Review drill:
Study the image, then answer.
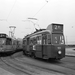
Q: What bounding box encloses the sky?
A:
[0,0,75,44]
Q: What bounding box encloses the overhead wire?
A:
[6,0,17,27]
[6,0,17,20]
[6,0,17,37]
[32,0,49,30]
[0,0,17,23]
[33,0,48,17]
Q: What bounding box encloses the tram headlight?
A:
[58,51,61,54]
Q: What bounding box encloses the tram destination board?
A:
[47,23,63,33]
[0,34,7,38]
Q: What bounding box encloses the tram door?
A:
[42,34,47,58]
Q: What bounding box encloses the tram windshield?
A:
[0,38,6,45]
[6,38,12,45]
[52,34,64,44]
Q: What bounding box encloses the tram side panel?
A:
[42,45,52,59]
[34,45,42,58]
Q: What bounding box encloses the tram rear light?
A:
[58,51,61,54]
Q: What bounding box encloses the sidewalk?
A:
[0,68,14,75]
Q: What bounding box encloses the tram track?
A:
[10,56,75,75]
[0,57,29,75]
[1,57,35,75]
[1,57,62,75]
[10,57,64,75]
[1,53,75,75]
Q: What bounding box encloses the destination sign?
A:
[0,34,7,38]
[47,23,63,33]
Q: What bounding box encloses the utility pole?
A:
[9,26,16,38]
[66,36,68,45]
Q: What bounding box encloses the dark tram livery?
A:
[23,23,65,60]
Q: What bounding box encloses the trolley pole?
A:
[9,26,16,38]
[27,17,41,31]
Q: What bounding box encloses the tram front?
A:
[51,33,65,59]
[47,23,65,60]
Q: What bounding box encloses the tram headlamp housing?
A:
[58,51,61,54]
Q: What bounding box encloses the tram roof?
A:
[24,29,51,39]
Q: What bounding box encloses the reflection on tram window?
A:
[0,39,5,45]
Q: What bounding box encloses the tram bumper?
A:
[53,45,65,59]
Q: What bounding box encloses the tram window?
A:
[37,36,42,45]
[0,39,5,45]
[59,35,64,44]
[6,38,12,45]
[27,38,30,45]
[42,34,47,45]
[12,40,16,45]
[32,38,37,45]
[23,40,27,45]
[54,36,58,44]
[47,34,51,44]
[30,39,33,45]
[52,34,64,44]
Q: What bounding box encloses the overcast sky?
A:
[0,0,75,44]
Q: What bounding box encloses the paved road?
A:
[0,47,75,75]
[0,52,63,75]
[0,68,14,75]
[1,55,64,75]
[0,57,26,75]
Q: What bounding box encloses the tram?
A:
[23,23,65,60]
[0,33,17,54]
